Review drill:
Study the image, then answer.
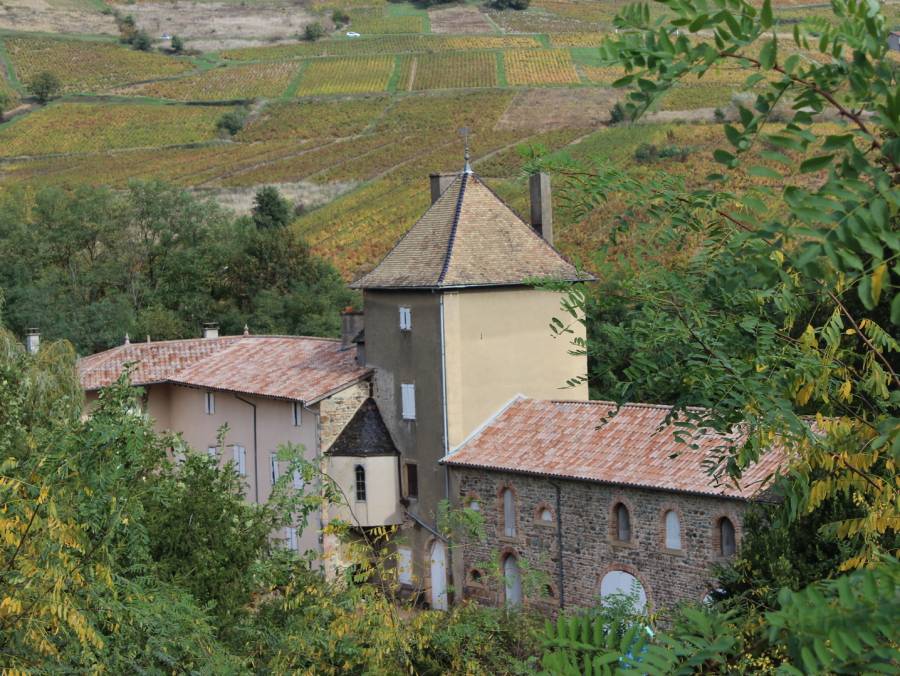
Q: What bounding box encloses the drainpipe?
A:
[235,394,259,504]
[550,480,566,609]
[438,291,454,600]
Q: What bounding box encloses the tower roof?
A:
[350,172,590,290]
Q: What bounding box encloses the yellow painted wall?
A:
[443,287,588,448]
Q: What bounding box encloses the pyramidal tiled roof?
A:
[351,172,589,290]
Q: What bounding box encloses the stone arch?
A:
[596,562,652,613]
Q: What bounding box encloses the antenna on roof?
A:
[459,127,472,174]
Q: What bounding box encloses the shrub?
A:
[170,35,184,53]
[713,107,725,122]
[609,102,626,124]
[117,14,137,44]
[0,92,10,118]
[493,0,531,8]
[29,71,61,104]
[303,22,326,41]
[132,30,152,52]
[252,186,293,229]
[332,9,349,26]
[216,108,248,136]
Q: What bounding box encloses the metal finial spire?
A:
[459,127,472,173]
[243,324,250,336]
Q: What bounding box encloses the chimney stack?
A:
[529,172,553,246]
[25,328,40,355]
[429,173,456,204]
[340,309,364,350]
[202,322,219,339]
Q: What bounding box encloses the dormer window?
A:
[399,306,412,331]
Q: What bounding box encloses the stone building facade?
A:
[453,469,746,613]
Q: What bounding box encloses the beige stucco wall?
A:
[326,455,403,528]
[442,287,588,448]
[146,384,321,555]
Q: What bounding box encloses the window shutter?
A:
[233,445,246,476]
[271,453,279,483]
[399,307,412,330]
[401,383,416,420]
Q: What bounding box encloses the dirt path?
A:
[406,58,418,92]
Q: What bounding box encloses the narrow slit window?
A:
[401,383,416,420]
[720,518,736,556]
[204,391,215,415]
[399,306,412,331]
[271,453,279,484]
[292,401,302,427]
[665,510,682,550]
[615,503,631,542]
[502,488,516,537]
[355,465,366,502]
[233,445,246,477]
[406,463,418,498]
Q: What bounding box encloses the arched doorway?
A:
[503,554,522,606]
[430,540,448,610]
[600,570,647,613]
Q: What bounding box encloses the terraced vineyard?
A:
[3,36,193,94]
[0,102,228,157]
[505,49,580,85]
[121,61,300,101]
[295,56,396,95]
[407,51,499,90]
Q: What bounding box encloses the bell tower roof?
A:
[350,172,589,290]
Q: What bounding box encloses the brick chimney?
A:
[341,309,364,350]
[25,328,40,354]
[529,172,553,246]
[202,322,219,339]
[429,173,457,204]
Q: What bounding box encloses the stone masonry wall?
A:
[454,468,746,613]
[319,380,371,452]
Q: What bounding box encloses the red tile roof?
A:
[443,397,784,500]
[78,336,370,404]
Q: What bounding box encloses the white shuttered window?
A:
[401,383,416,420]
[399,307,412,331]
[233,445,246,476]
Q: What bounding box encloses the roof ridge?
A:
[437,171,468,285]
[545,398,705,412]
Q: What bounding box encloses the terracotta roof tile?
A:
[351,172,590,289]
[443,397,784,500]
[78,336,370,404]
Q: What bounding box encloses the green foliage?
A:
[0,91,10,117]
[131,30,152,52]
[332,9,350,26]
[303,22,326,41]
[252,185,293,229]
[549,0,898,570]
[493,0,531,9]
[0,181,355,352]
[608,102,625,124]
[28,71,60,103]
[217,108,248,135]
[170,34,184,53]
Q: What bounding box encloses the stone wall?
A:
[453,468,746,613]
[319,380,371,452]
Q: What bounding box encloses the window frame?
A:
[233,445,246,477]
[501,487,517,538]
[400,383,416,420]
[354,464,367,502]
[405,462,419,499]
[207,445,218,460]
[664,509,682,551]
[291,401,302,427]
[399,306,412,331]
[204,391,215,415]
[613,502,632,543]
[719,517,736,557]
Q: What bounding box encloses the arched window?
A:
[503,555,522,606]
[355,465,366,502]
[539,507,553,523]
[719,517,736,556]
[614,503,631,542]
[502,488,516,537]
[664,510,682,550]
[600,570,647,612]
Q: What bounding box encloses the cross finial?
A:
[459,127,472,173]
[124,333,130,345]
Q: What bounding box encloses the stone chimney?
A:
[25,328,40,355]
[429,173,457,204]
[529,172,553,246]
[202,322,219,339]
[341,309,364,350]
